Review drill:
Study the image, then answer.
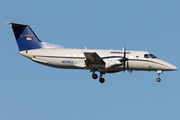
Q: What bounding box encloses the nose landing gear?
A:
[156,70,163,82]
[156,78,161,82]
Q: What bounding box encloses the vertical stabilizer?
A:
[8,23,42,51]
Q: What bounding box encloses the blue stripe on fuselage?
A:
[33,55,168,67]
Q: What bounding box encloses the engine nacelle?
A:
[104,58,122,68]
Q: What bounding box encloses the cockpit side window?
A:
[144,54,150,58]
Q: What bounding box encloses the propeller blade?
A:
[123,46,126,72]
[123,46,126,59]
[127,58,129,71]
[123,60,126,73]
[122,46,128,72]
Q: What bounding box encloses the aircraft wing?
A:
[84,52,105,65]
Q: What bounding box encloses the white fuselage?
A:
[19,48,177,73]
[7,22,178,83]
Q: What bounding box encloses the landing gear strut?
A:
[156,70,163,82]
[99,73,105,83]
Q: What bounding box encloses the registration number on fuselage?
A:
[62,60,73,64]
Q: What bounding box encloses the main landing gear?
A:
[156,70,163,82]
[92,72,105,83]
[92,73,98,79]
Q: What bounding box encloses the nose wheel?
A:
[156,70,163,82]
[156,78,161,82]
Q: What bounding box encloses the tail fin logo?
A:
[26,37,32,40]
[20,34,33,37]
[20,34,33,40]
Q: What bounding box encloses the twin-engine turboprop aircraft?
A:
[7,23,177,83]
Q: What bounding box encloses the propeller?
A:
[121,47,129,72]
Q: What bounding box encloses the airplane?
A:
[7,23,178,83]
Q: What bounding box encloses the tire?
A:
[156,78,161,82]
[92,74,98,79]
[99,78,105,83]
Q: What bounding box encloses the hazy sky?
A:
[1,0,180,120]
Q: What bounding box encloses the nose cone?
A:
[154,59,178,71]
[164,60,178,71]
[169,64,178,71]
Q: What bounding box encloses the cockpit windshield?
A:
[149,54,158,58]
[144,54,158,59]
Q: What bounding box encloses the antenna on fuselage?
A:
[73,45,76,49]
